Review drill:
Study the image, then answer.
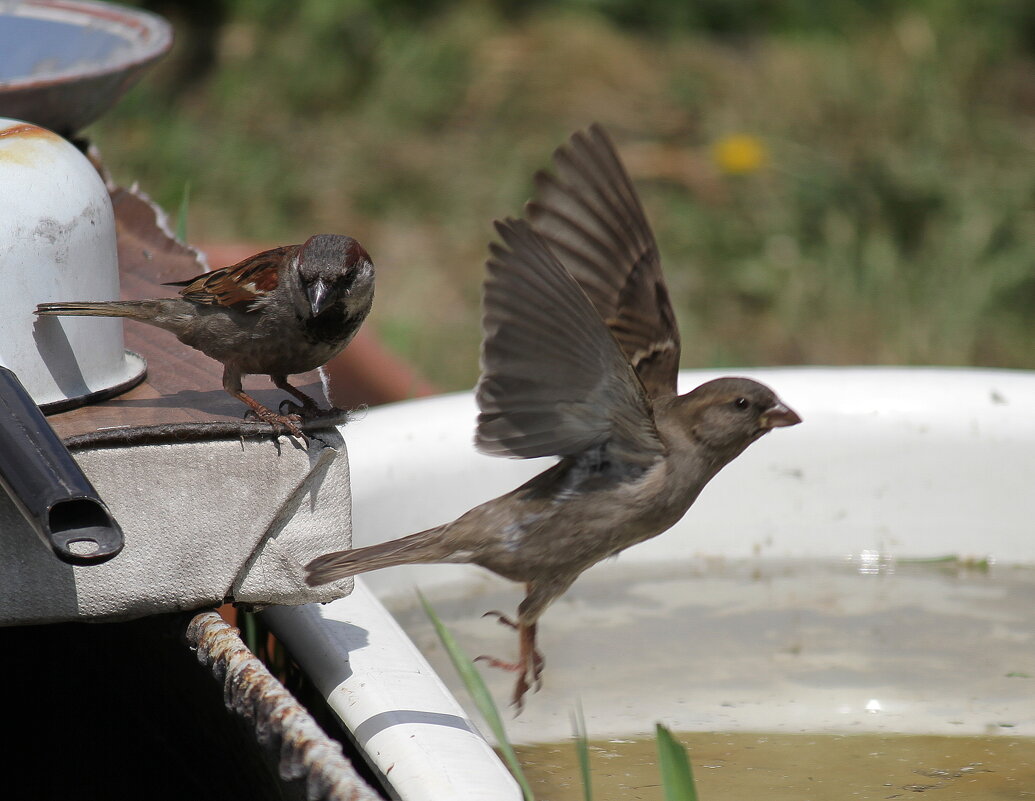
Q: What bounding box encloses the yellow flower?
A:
[712,134,768,175]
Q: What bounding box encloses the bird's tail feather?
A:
[35,300,164,321]
[305,528,448,586]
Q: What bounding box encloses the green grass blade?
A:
[240,608,260,654]
[175,181,190,242]
[655,724,699,801]
[418,591,536,801]
[571,702,593,801]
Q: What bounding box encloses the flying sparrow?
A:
[306,127,800,709]
[36,234,374,438]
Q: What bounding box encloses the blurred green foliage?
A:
[99,0,1035,389]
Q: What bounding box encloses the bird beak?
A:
[306,279,330,317]
[760,401,802,429]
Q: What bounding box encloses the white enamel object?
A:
[0,117,145,409]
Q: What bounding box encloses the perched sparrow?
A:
[306,127,800,709]
[36,235,374,437]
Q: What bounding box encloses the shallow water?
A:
[382,557,1035,745]
[516,731,1035,800]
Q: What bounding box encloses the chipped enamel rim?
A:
[0,1,172,134]
[0,0,171,88]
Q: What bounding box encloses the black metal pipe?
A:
[0,366,123,564]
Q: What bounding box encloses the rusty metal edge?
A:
[185,611,383,801]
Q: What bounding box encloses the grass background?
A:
[94,0,1035,390]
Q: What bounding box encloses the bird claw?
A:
[510,659,544,712]
[474,654,521,672]
[511,677,532,713]
[278,399,304,416]
[526,649,544,692]
[482,610,518,629]
[477,610,545,711]
[243,407,306,440]
[475,647,545,712]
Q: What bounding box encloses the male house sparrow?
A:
[306,127,800,709]
[36,234,374,437]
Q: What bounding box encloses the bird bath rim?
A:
[267,366,1034,801]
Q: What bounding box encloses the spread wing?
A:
[526,124,680,398]
[475,219,664,467]
[165,244,298,308]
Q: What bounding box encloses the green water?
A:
[515,731,1035,800]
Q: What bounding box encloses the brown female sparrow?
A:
[36,234,374,437]
[306,127,800,710]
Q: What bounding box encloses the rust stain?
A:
[0,123,60,140]
[0,123,63,166]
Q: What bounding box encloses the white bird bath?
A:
[268,367,1035,800]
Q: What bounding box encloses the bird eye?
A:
[733,397,750,410]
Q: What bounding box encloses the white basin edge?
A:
[347,366,1035,600]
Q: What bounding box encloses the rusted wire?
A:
[186,610,383,801]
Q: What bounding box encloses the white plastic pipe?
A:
[263,581,521,801]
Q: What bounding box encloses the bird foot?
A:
[474,648,545,712]
[474,654,521,672]
[243,407,305,439]
[527,649,545,691]
[477,610,545,711]
[278,398,312,417]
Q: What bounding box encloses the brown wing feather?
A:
[476,219,664,466]
[166,244,298,308]
[526,125,681,398]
